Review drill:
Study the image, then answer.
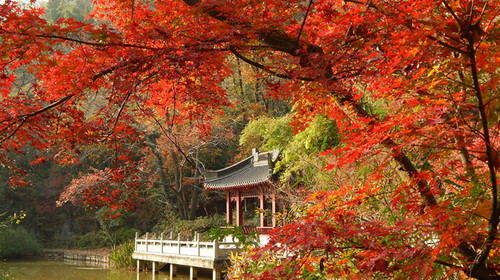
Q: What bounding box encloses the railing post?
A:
[160,233,164,254]
[145,232,149,252]
[213,239,219,259]
[134,232,138,251]
[177,233,181,255]
[196,233,201,256]
[169,231,173,239]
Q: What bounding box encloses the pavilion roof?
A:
[203,149,279,191]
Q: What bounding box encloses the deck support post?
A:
[152,262,156,280]
[136,259,140,273]
[170,264,177,279]
[213,268,222,280]
[152,261,160,272]
[190,266,198,280]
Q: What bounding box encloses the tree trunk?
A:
[188,148,201,220]
[170,149,189,220]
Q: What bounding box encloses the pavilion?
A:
[203,149,280,235]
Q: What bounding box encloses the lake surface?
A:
[6,260,211,280]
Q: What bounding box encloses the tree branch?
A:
[466,34,499,276]
[296,0,314,44]
[229,46,315,81]
[0,94,75,144]
[182,0,439,208]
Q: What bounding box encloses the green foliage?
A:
[239,115,294,151]
[0,264,13,280]
[110,241,135,269]
[240,114,340,187]
[277,115,340,185]
[42,0,94,22]
[153,212,226,239]
[72,231,109,249]
[0,212,25,227]
[0,226,41,259]
[72,227,137,249]
[226,247,279,279]
[208,226,259,249]
[95,207,138,249]
[0,214,23,278]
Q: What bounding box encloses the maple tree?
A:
[136,118,236,220]
[1,0,500,278]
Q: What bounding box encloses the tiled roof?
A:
[203,149,279,191]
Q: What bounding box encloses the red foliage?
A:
[1,0,500,278]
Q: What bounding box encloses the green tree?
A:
[240,114,340,187]
[42,0,93,23]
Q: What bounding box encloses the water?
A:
[5,260,211,280]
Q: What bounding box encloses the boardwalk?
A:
[132,233,239,280]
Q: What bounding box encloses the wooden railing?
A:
[134,232,240,260]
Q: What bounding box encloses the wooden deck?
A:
[132,233,239,280]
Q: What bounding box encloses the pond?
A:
[5,260,211,280]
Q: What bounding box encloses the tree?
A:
[1,0,500,278]
[57,114,236,221]
[240,114,340,188]
[42,0,93,23]
[139,118,235,220]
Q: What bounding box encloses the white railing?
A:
[134,232,239,260]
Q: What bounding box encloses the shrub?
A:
[227,247,280,279]
[110,241,135,269]
[0,264,13,280]
[0,226,41,258]
[153,213,226,239]
[72,231,109,249]
[71,227,137,249]
[113,227,137,245]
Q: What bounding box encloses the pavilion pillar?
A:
[226,191,233,225]
[260,192,267,227]
[236,190,243,226]
[272,191,277,227]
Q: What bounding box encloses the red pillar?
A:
[236,190,243,226]
[272,191,277,227]
[226,191,233,225]
[260,193,267,227]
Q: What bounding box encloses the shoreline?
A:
[43,248,112,264]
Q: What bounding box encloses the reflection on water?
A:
[6,260,210,280]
